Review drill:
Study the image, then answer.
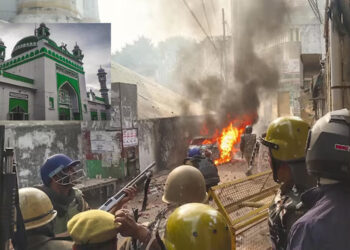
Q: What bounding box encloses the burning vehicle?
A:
[187,136,220,161]
[193,116,255,165]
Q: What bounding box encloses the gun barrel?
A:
[99,162,156,211]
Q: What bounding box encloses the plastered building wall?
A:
[4,121,82,187]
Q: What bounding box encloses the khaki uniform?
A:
[118,207,174,250]
[240,133,257,162]
[27,234,73,250]
[37,186,89,234]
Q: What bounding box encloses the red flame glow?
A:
[199,115,255,165]
[214,123,245,165]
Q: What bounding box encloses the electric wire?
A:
[181,0,218,53]
[201,0,214,42]
[308,0,323,23]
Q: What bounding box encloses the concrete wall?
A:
[111,82,138,129]
[2,121,127,187]
[138,116,208,171]
[3,121,82,187]
[1,114,212,187]
[138,120,156,171]
[82,121,125,179]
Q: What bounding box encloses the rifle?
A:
[99,162,156,211]
[0,126,26,250]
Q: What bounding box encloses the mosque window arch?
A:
[8,98,29,120]
[58,82,80,120]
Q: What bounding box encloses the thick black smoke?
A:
[179,0,290,128]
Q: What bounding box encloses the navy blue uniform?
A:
[184,156,220,190]
[287,184,350,250]
[269,185,307,250]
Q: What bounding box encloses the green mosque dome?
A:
[11,36,38,57]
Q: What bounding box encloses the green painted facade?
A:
[1,48,84,74]
[86,159,126,179]
[9,98,28,112]
[56,73,82,120]
[3,71,34,84]
[95,96,105,102]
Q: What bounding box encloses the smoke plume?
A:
[177,0,290,129]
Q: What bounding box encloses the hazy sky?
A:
[0,23,111,93]
[99,0,231,53]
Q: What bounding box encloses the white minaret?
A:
[12,0,81,23]
[81,0,99,22]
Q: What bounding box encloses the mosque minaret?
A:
[0,0,99,23]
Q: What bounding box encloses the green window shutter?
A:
[73,113,81,120]
[9,98,28,113]
[100,112,107,120]
[59,107,70,120]
[49,97,54,109]
[90,111,98,120]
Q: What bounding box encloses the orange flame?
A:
[214,123,245,165]
[213,116,255,165]
[202,139,212,145]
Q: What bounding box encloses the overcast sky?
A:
[98,0,231,53]
[0,23,111,93]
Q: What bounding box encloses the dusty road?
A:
[116,156,272,249]
[121,158,260,223]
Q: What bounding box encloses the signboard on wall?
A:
[90,131,114,152]
[123,129,138,147]
[9,92,28,100]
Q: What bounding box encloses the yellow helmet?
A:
[261,116,310,182]
[162,165,208,205]
[262,116,310,161]
[19,187,57,230]
[67,209,118,245]
[164,203,232,250]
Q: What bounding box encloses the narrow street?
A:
[122,157,267,224]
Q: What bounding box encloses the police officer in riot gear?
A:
[240,125,257,175]
[117,165,209,250]
[37,154,136,235]
[261,117,316,250]
[288,109,350,249]
[17,187,73,250]
[163,203,232,250]
[37,154,89,235]
[184,147,220,190]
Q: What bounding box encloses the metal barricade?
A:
[209,170,279,250]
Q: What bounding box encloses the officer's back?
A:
[17,187,73,250]
[288,109,350,250]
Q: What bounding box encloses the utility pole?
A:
[231,0,239,85]
[222,8,227,86]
